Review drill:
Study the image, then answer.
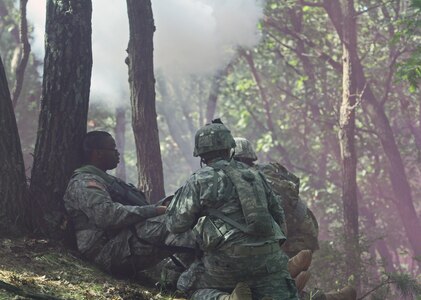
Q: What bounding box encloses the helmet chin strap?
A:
[229,149,235,161]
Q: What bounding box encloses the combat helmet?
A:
[233,137,258,161]
[193,119,236,157]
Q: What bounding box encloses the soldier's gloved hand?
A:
[155,205,167,215]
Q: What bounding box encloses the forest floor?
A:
[0,237,182,300]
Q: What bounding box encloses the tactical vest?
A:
[74,165,149,206]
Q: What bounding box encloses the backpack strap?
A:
[206,208,250,234]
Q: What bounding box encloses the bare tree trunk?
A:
[156,77,197,172]
[11,0,30,108]
[205,71,224,124]
[126,0,165,203]
[29,0,92,237]
[0,54,29,235]
[205,61,235,124]
[115,106,127,181]
[339,0,360,288]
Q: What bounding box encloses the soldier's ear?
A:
[92,149,103,159]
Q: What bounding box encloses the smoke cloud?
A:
[153,0,264,76]
[26,0,265,106]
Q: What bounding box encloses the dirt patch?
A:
[0,238,182,300]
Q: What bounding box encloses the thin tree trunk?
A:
[29,0,92,237]
[156,77,197,172]
[339,0,360,289]
[126,0,165,203]
[11,0,30,108]
[0,54,29,234]
[205,61,235,124]
[115,106,127,181]
[205,71,224,124]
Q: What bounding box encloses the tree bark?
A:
[205,60,235,124]
[29,0,92,237]
[115,106,127,181]
[339,0,360,287]
[126,0,165,203]
[0,54,29,235]
[11,0,31,108]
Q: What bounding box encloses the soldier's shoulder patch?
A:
[86,180,106,191]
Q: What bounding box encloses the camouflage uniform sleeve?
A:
[70,177,158,230]
[166,177,201,234]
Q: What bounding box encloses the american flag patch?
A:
[86,180,105,191]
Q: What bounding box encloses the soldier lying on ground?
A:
[166,120,299,300]
[233,137,356,300]
[63,131,194,278]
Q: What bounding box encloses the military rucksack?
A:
[256,162,307,223]
[255,162,320,255]
[211,160,276,237]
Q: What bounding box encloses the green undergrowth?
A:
[0,238,183,300]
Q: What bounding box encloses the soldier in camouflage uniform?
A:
[233,137,319,258]
[166,120,298,300]
[233,138,356,300]
[64,131,192,277]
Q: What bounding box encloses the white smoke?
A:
[153,0,264,76]
[26,1,45,58]
[26,0,265,106]
[90,1,130,107]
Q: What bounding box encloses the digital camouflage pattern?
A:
[193,121,236,157]
[166,158,298,299]
[64,165,172,275]
[255,163,320,257]
[233,137,258,161]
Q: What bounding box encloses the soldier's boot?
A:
[295,270,311,293]
[219,282,252,300]
[324,286,357,300]
[287,249,312,278]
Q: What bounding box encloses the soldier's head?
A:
[193,119,236,164]
[82,131,120,171]
[233,137,257,166]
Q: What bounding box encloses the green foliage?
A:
[396,0,421,90]
[397,50,421,91]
